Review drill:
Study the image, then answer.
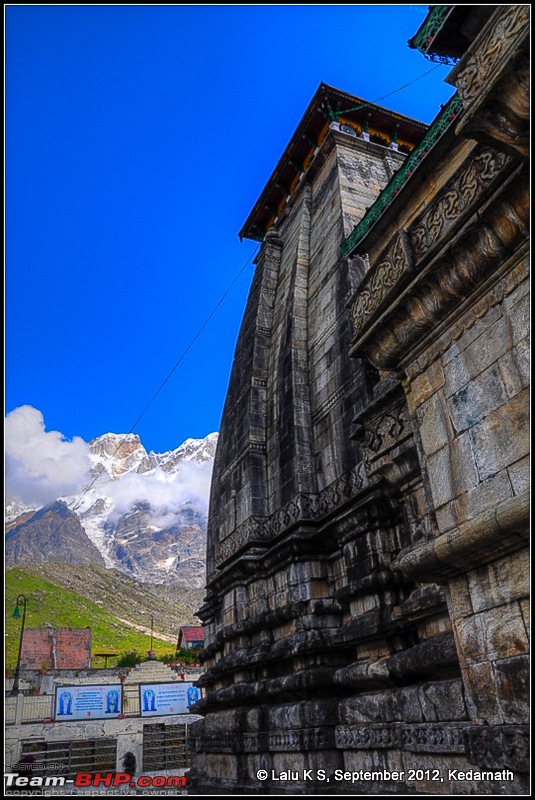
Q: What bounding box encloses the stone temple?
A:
[190,6,529,795]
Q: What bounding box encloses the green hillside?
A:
[5,568,177,669]
[18,561,204,637]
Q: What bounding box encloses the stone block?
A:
[507,454,530,495]
[442,305,502,365]
[460,663,503,724]
[454,605,529,666]
[269,704,303,730]
[417,613,452,640]
[497,336,530,399]
[508,291,529,345]
[519,599,529,637]
[198,753,238,782]
[444,315,513,398]
[470,388,529,479]
[303,699,342,727]
[272,752,306,774]
[305,749,343,774]
[503,274,529,310]
[418,680,468,722]
[466,549,529,613]
[246,752,273,778]
[446,575,473,619]
[426,433,478,510]
[416,391,453,457]
[350,593,381,616]
[245,707,264,731]
[204,709,244,735]
[435,468,512,532]
[463,724,530,776]
[402,752,476,795]
[443,355,470,401]
[407,360,445,413]
[392,686,424,723]
[355,639,390,661]
[339,692,395,724]
[343,748,404,774]
[449,364,508,434]
[493,655,530,724]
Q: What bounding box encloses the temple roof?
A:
[408,5,496,65]
[239,82,428,242]
[179,626,204,642]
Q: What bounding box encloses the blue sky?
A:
[5,4,455,455]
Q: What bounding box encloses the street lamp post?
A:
[11,594,28,695]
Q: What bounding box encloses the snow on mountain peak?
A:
[6,430,219,585]
[77,431,219,583]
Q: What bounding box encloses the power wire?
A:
[127,246,259,437]
[67,243,259,517]
[14,64,444,542]
[333,64,442,117]
[372,64,442,105]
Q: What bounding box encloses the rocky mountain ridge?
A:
[5,431,218,586]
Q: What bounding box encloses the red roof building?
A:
[177,626,204,650]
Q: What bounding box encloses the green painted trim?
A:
[409,5,451,53]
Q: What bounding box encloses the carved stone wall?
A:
[190,6,529,795]
[346,5,529,794]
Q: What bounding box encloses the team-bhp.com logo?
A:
[5,772,188,790]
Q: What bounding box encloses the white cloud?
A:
[106,459,213,525]
[5,405,92,507]
[5,406,214,534]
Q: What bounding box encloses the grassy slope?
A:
[5,567,179,669]
[17,562,205,637]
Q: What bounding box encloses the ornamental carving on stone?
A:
[336,722,467,753]
[218,462,368,561]
[364,405,407,454]
[354,171,528,370]
[454,6,529,106]
[410,148,510,260]
[350,230,413,337]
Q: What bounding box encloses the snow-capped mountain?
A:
[5,432,218,587]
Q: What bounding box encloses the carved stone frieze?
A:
[242,732,267,753]
[218,462,368,561]
[410,148,511,261]
[195,723,526,763]
[363,403,407,455]
[352,375,419,491]
[254,727,336,752]
[455,54,529,159]
[335,722,466,754]
[351,147,511,356]
[349,168,528,369]
[402,723,465,754]
[335,723,399,750]
[448,6,529,158]
[349,230,413,339]
[193,734,243,754]
[267,730,302,751]
[450,6,529,107]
